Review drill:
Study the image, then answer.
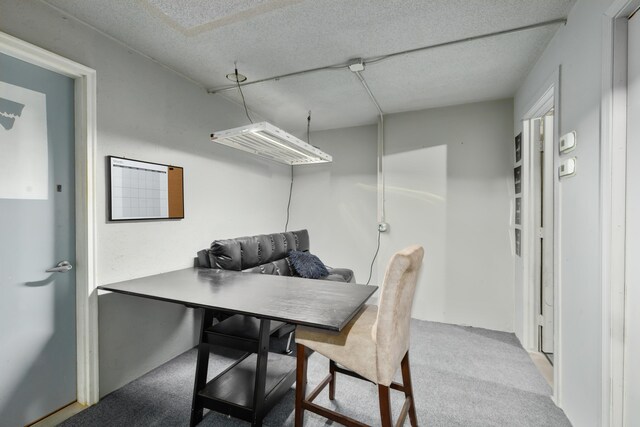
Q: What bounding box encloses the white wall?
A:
[0,0,292,396]
[297,99,515,332]
[513,0,613,424]
[382,100,515,331]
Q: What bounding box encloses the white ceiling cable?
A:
[207,18,567,94]
[352,66,385,225]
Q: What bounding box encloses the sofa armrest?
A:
[325,267,355,283]
[196,249,211,268]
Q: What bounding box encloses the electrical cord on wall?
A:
[284,165,293,231]
[366,230,381,285]
[285,111,310,231]
[235,65,253,124]
[350,70,386,286]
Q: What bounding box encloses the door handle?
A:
[46,261,73,273]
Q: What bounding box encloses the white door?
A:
[0,52,77,426]
[541,114,554,354]
[625,9,640,426]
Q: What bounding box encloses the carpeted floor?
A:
[61,319,571,426]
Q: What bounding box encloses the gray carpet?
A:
[61,320,571,426]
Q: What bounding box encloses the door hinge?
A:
[537,314,544,326]
[538,140,545,152]
[537,227,544,238]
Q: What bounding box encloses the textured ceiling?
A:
[41,0,575,133]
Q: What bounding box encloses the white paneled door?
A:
[0,52,77,426]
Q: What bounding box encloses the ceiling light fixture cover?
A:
[211,122,332,165]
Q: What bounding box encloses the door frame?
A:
[520,68,561,405]
[0,31,99,405]
[601,1,640,425]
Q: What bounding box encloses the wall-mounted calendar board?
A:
[109,156,184,221]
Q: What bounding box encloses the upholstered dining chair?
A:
[295,245,424,427]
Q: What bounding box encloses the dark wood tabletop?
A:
[98,268,378,331]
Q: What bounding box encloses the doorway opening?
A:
[521,75,560,402]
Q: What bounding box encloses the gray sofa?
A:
[197,229,354,283]
[196,229,355,353]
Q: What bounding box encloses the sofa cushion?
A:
[289,250,330,279]
[243,258,294,276]
[210,239,242,270]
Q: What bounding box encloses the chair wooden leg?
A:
[295,344,307,427]
[378,384,393,427]
[329,360,337,400]
[401,351,418,427]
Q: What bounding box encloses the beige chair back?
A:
[372,245,424,386]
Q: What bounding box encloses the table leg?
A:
[251,319,270,427]
[190,309,214,427]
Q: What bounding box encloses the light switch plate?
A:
[559,157,576,178]
[559,131,576,154]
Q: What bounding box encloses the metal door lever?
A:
[46,261,73,273]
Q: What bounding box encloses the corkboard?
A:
[168,167,184,218]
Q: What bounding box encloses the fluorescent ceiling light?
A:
[211,122,332,165]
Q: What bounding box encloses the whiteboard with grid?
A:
[110,157,169,220]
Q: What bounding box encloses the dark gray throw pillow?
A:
[288,250,330,279]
